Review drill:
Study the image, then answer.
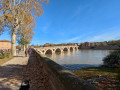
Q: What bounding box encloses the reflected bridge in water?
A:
[34,45,78,55]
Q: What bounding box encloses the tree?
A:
[17,22,35,50]
[0,0,49,56]
[17,37,29,50]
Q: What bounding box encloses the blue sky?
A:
[0,0,120,45]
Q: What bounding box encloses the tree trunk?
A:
[11,31,17,56]
[11,19,19,56]
[23,45,25,51]
[26,44,28,49]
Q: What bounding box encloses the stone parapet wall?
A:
[33,49,98,90]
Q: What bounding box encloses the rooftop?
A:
[0,40,11,42]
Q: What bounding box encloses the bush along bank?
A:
[0,52,11,59]
[103,49,120,67]
[0,52,12,65]
[102,49,120,82]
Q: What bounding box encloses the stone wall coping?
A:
[34,49,98,90]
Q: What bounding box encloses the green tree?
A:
[17,37,29,50]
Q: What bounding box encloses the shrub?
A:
[0,53,5,59]
[5,52,11,58]
[103,50,120,66]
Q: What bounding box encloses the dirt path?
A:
[0,51,29,90]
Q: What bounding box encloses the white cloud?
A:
[85,31,120,42]
[66,36,82,42]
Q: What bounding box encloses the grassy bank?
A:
[0,56,13,65]
[73,67,119,90]
[73,67,117,80]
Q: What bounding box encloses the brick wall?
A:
[0,41,11,50]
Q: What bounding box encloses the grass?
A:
[0,56,13,65]
[72,67,118,80]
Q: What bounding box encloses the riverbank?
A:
[80,46,120,50]
[73,67,120,90]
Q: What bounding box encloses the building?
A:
[0,40,11,50]
[84,42,90,46]
[104,41,108,46]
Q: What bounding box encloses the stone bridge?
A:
[34,45,78,54]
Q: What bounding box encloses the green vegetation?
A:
[73,67,117,80]
[0,52,11,59]
[5,52,11,58]
[17,37,29,45]
[0,52,12,65]
[103,49,120,66]
[34,43,76,48]
[108,40,120,47]
[102,49,120,82]
[0,53,5,59]
[80,39,120,47]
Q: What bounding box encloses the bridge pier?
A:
[52,50,55,54]
[61,49,64,53]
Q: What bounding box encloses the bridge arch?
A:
[42,50,45,53]
[63,48,68,51]
[45,49,52,54]
[75,47,77,50]
[55,48,61,53]
[70,47,73,51]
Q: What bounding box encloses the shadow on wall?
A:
[0,64,25,89]
[62,64,100,71]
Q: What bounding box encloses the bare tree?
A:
[0,0,49,56]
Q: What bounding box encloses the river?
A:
[45,50,111,71]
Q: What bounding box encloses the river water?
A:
[46,50,111,71]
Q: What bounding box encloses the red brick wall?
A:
[0,42,11,50]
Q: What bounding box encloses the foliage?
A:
[0,53,5,59]
[0,52,11,59]
[108,40,120,47]
[103,49,120,66]
[0,0,49,56]
[80,39,120,46]
[17,37,29,45]
[35,43,76,47]
[5,52,11,58]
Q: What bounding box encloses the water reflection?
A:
[45,50,111,71]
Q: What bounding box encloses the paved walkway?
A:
[0,51,29,90]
